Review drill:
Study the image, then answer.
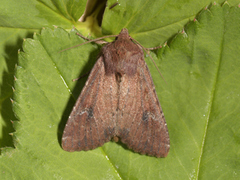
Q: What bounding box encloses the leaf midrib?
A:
[196,8,226,179]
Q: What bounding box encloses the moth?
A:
[62,28,170,157]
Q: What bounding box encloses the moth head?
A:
[117,28,130,40]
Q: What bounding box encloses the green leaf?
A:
[102,0,240,47]
[1,0,240,179]
[0,0,87,149]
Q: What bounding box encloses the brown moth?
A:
[62,28,170,157]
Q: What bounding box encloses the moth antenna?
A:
[131,38,166,83]
[72,72,90,81]
[75,33,94,41]
[58,34,118,53]
[76,33,107,45]
[146,45,162,50]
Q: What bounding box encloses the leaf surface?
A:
[0,1,240,179]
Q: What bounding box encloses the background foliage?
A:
[0,0,240,179]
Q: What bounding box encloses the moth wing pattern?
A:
[62,28,170,157]
[117,58,170,157]
[62,56,118,151]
